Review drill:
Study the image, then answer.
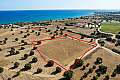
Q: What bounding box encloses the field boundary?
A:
[29,28,99,71]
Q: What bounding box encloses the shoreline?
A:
[0,10,95,25]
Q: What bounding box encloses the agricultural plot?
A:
[38,37,91,66]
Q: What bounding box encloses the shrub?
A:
[20,31,23,34]
[23,35,27,38]
[7,78,11,80]
[15,38,18,41]
[32,30,34,33]
[82,72,88,78]
[106,37,112,42]
[92,76,98,80]
[45,60,54,67]
[96,64,107,75]
[32,47,37,50]
[103,75,109,80]
[36,68,42,73]
[24,54,29,59]
[20,47,25,50]
[63,70,73,79]
[0,67,4,73]
[37,41,41,45]
[21,40,24,43]
[56,67,61,73]
[81,66,86,71]
[92,65,96,69]
[115,64,120,74]
[29,50,34,56]
[27,33,30,36]
[86,63,90,67]
[24,63,31,70]
[31,57,38,63]
[81,36,84,39]
[88,68,93,73]
[98,40,105,46]
[70,59,84,69]
[5,38,8,41]
[11,29,13,31]
[95,57,102,65]
[14,62,20,68]
[37,32,40,36]
[111,71,116,77]
[15,51,20,54]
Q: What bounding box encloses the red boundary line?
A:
[29,28,98,71]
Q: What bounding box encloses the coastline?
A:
[0,10,95,24]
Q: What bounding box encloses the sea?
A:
[0,10,102,24]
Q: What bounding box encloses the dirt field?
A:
[73,48,120,80]
[39,37,91,65]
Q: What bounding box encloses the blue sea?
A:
[0,10,96,24]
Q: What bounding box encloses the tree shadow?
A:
[19,57,26,60]
[51,71,58,75]
[5,54,11,57]
[9,66,16,69]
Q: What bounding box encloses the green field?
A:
[100,22,120,34]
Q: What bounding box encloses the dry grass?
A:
[73,48,120,80]
[39,37,91,65]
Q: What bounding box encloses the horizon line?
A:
[0,8,120,11]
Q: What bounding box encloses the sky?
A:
[0,0,120,10]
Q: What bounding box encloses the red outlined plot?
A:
[29,28,99,72]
